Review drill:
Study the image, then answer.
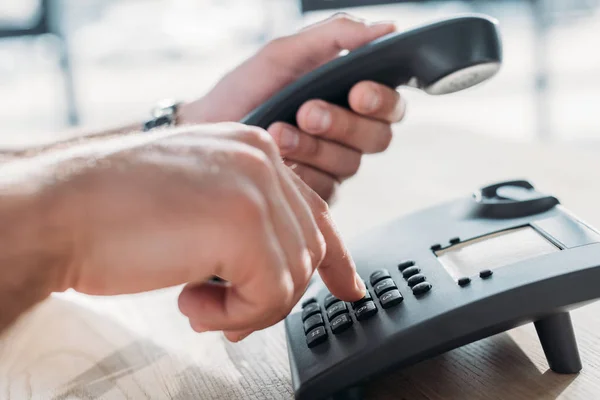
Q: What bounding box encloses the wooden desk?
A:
[2,125,600,399]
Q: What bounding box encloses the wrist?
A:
[0,180,76,294]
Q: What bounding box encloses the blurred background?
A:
[2,0,600,149]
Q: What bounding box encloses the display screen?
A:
[435,226,560,280]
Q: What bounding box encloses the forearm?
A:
[0,120,143,163]
[0,177,72,332]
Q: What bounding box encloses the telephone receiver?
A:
[241,14,502,129]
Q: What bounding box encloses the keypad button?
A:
[326,301,348,320]
[324,294,339,309]
[402,266,421,279]
[306,326,328,348]
[369,269,391,285]
[458,277,471,286]
[374,278,397,296]
[302,303,321,321]
[412,282,432,296]
[406,274,426,287]
[302,297,317,308]
[303,313,324,333]
[380,289,404,308]
[355,301,377,321]
[480,269,493,279]
[352,290,372,308]
[398,260,415,271]
[330,313,353,334]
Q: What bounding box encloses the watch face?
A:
[152,99,179,118]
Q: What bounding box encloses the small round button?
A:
[402,266,421,279]
[480,269,493,279]
[406,274,426,287]
[412,282,432,296]
[458,277,471,287]
[431,244,442,251]
[398,261,415,271]
[449,237,461,245]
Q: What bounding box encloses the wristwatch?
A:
[142,99,181,131]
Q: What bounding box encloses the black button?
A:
[302,303,321,321]
[369,269,391,285]
[402,266,421,279]
[458,277,471,286]
[449,237,461,245]
[352,290,372,308]
[431,244,442,251]
[480,269,493,279]
[406,274,426,287]
[412,282,432,296]
[324,293,339,309]
[306,326,328,348]
[302,297,317,308]
[326,301,348,320]
[354,301,377,321]
[380,290,403,309]
[330,313,353,334]
[398,260,415,271]
[373,278,397,296]
[303,313,324,333]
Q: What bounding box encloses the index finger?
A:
[285,167,366,302]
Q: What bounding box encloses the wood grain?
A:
[3,126,600,399]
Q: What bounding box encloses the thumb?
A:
[276,14,396,73]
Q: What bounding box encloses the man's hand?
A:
[0,124,365,340]
[181,14,406,201]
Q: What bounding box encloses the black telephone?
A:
[287,180,600,399]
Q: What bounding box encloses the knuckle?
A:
[309,190,330,217]
[238,126,278,156]
[344,154,362,178]
[303,135,322,158]
[237,147,278,183]
[375,128,393,152]
[331,12,364,28]
[271,272,295,307]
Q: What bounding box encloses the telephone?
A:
[287,180,600,399]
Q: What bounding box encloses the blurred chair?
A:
[0,0,79,126]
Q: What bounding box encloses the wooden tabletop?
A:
[2,124,600,400]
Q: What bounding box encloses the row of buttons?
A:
[457,269,494,286]
[301,279,405,348]
[369,273,404,309]
[398,261,432,295]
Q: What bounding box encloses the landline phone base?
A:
[287,180,598,400]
